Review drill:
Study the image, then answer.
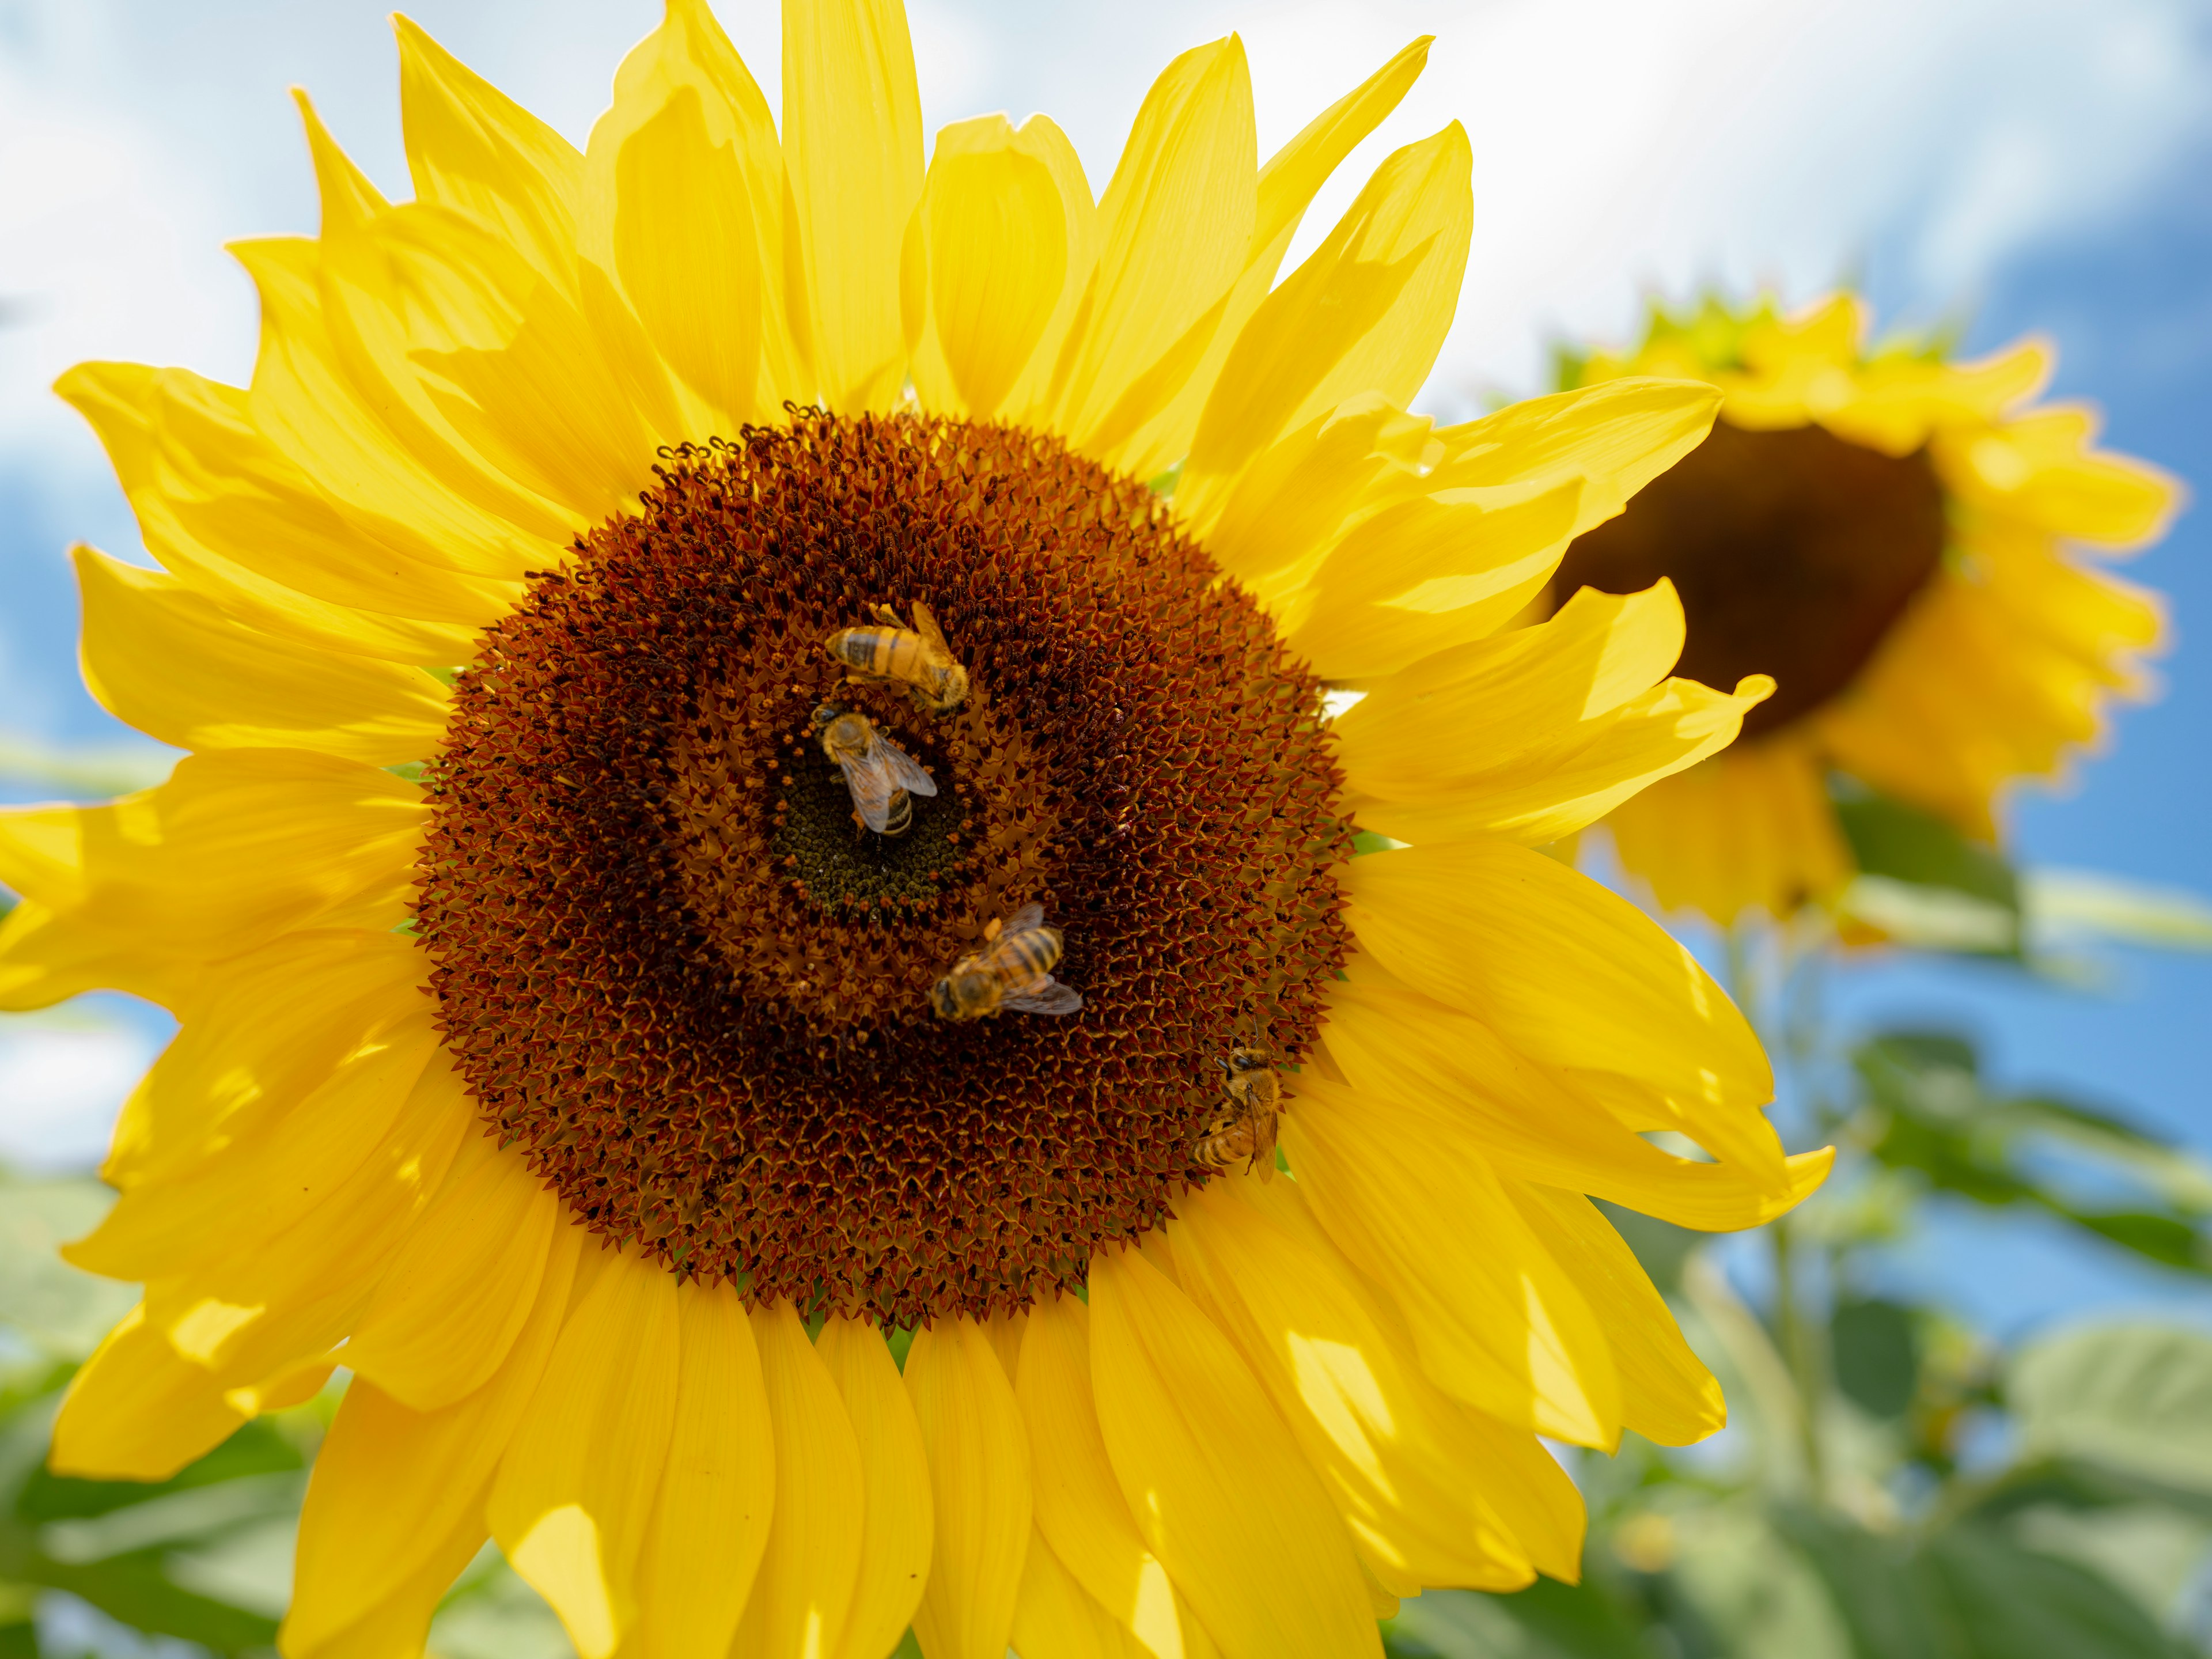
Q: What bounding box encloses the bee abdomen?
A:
[884,790,914,836]
[1002,928,1062,979]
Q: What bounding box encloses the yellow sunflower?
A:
[3,7,1827,1657]
[1548,292,2179,926]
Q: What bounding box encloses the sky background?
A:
[1,0,2209,1338]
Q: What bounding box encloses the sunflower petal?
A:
[1282,1074,1622,1446]
[1044,38,1255,459]
[1168,1183,1540,1592]
[908,115,1081,419]
[626,1281,778,1659]
[47,1305,249,1480]
[1505,1181,1726,1446]
[1188,123,1469,490]
[343,1129,560,1412]
[783,0,924,412]
[281,1503,487,1659]
[1011,1526,1152,1659]
[906,1316,1032,1659]
[285,1221,584,1652]
[1321,980,1828,1230]
[1343,839,1780,1179]
[488,1249,683,1659]
[734,1301,866,1659]
[1015,1296,1217,1659]
[818,1316,934,1659]
[395,16,584,286]
[104,926,424,1190]
[75,547,449,766]
[1089,1245,1378,1659]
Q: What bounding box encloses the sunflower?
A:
[3,7,1827,1657]
[1549,293,2179,925]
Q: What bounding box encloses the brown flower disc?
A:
[415,411,1353,1323]
[1550,419,1947,737]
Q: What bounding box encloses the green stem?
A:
[1772,1217,1827,1497]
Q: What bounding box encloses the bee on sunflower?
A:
[0,6,1828,1658]
[1539,293,2179,927]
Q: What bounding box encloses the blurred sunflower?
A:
[1550,293,2179,925]
[1,6,1827,1658]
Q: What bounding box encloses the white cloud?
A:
[0,1010,162,1173]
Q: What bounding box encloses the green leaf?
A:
[2024,868,2212,952]
[1830,1299,1918,1418]
[25,1550,279,1654]
[1832,784,2020,956]
[1853,1033,2212,1275]
[1773,1507,1946,1659]
[1918,1521,2187,1658]
[1387,1580,1660,1659]
[18,1419,303,1523]
[0,1175,136,1363]
[2009,1323,2212,1496]
[0,1619,35,1659]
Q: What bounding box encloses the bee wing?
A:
[836,749,903,833]
[1002,979,1082,1016]
[873,732,939,798]
[910,599,950,656]
[1002,901,1046,936]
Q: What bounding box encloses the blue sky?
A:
[1,0,2207,1335]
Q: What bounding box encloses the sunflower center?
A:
[1550,419,1946,738]
[414,412,1352,1321]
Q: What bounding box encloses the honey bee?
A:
[823,600,970,714]
[812,703,938,837]
[929,902,1084,1021]
[1195,1045,1282,1182]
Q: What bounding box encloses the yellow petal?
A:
[1322,980,1829,1231]
[1044,38,1255,458]
[733,1300,866,1659]
[395,16,583,286]
[1343,840,1779,1179]
[75,547,448,766]
[818,1316,935,1659]
[294,97,592,544]
[1011,1525,1152,1659]
[907,115,1078,419]
[1089,1245,1378,1659]
[1015,1296,1217,1659]
[1338,580,1767,844]
[103,926,425,1190]
[783,0,923,413]
[1188,123,1469,491]
[280,1503,487,1659]
[1281,1074,1622,1446]
[1188,393,1436,592]
[589,0,809,416]
[1289,478,1584,679]
[488,1248,683,1659]
[286,1220,585,1653]
[343,1128,560,1412]
[47,1305,248,1480]
[1940,406,2181,548]
[67,355,526,624]
[0,897,195,1014]
[1336,582,1689,793]
[1426,378,1724,534]
[67,1010,444,1282]
[129,1051,471,1398]
[905,1316,1032,1659]
[0,748,423,963]
[626,1281,778,1659]
[1505,1181,1725,1446]
[1168,1183,1539,1592]
[1124,39,1433,485]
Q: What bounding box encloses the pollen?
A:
[414,411,1353,1321]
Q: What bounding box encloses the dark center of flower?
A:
[1549,419,1948,738]
[414,411,1352,1322]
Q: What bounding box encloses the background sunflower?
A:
[1551,291,2179,929]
